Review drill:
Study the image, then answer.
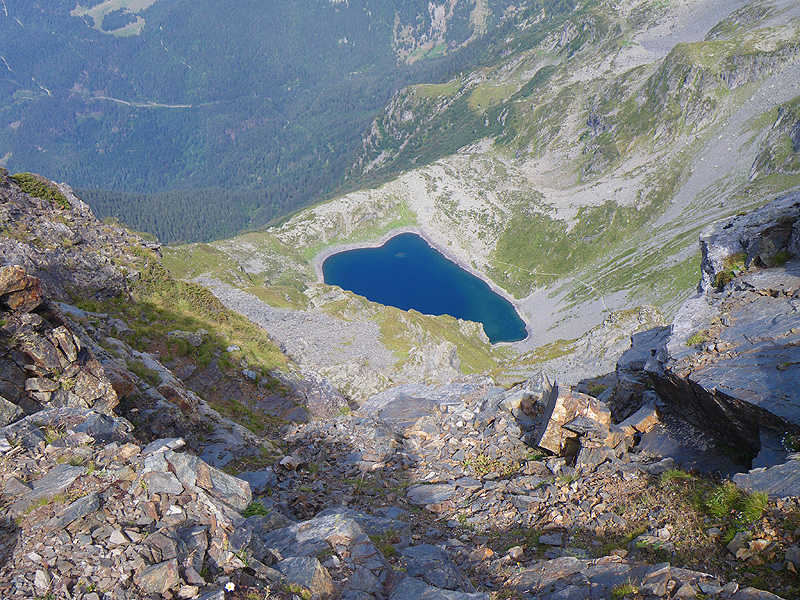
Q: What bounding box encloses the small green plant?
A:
[705,481,741,519]
[369,529,399,558]
[704,482,768,528]
[24,493,68,515]
[587,382,608,396]
[316,547,334,561]
[611,581,639,598]
[526,450,547,461]
[714,252,747,289]
[713,270,733,290]
[463,454,521,478]
[126,359,161,387]
[557,472,577,485]
[11,173,70,209]
[686,331,709,346]
[660,468,694,486]
[740,491,769,524]
[233,548,250,567]
[772,250,791,266]
[284,583,312,600]
[43,426,65,445]
[242,501,271,518]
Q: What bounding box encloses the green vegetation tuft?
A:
[414,80,461,99]
[126,359,161,387]
[242,501,271,518]
[11,173,70,209]
[660,468,695,486]
[704,481,767,526]
[369,529,400,558]
[714,252,747,289]
[611,582,639,598]
[463,454,521,478]
[686,331,709,347]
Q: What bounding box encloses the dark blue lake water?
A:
[322,233,528,343]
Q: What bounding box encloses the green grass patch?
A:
[11,173,70,209]
[468,83,519,112]
[704,481,768,526]
[686,331,709,346]
[242,501,271,517]
[463,453,521,478]
[611,582,639,598]
[660,468,695,486]
[125,359,161,387]
[414,79,461,99]
[369,529,400,558]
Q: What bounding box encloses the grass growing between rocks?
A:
[611,581,639,598]
[369,529,400,558]
[11,172,70,209]
[75,253,297,443]
[242,501,271,518]
[78,261,288,377]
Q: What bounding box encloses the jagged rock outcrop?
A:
[0,171,152,300]
[613,192,800,488]
[0,266,119,419]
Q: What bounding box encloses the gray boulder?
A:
[400,544,475,592]
[389,577,489,600]
[275,557,334,599]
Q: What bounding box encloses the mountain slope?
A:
[1,0,543,242]
[169,0,800,394]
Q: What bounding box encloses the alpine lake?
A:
[322,233,527,344]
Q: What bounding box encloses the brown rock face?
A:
[533,382,612,455]
[0,265,43,312]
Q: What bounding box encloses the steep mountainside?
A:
[2,0,557,243]
[169,0,800,396]
[1,174,799,598]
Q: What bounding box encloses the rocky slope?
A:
[612,191,800,489]
[2,171,800,599]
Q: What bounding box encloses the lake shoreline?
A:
[311,226,532,346]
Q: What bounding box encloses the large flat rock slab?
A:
[389,577,489,600]
[733,458,800,498]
